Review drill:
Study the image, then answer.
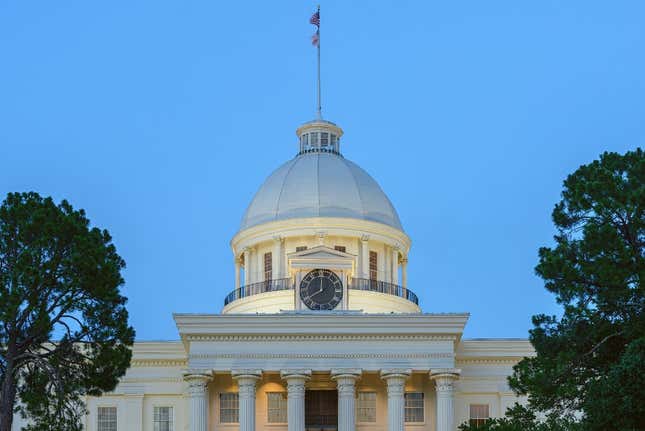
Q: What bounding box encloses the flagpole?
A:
[316,5,322,120]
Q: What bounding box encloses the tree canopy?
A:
[0,192,134,431]
[460,148,644,431]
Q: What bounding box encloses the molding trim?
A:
[188,352,453,360]
[185,334,457,342]
[130,359,188,367]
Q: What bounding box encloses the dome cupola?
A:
[296,119,344,155]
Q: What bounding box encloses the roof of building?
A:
[240,151,403,231]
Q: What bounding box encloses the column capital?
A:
[429,368,461,380]
[232,369,263,380]
[273,235,284,243]
[330,368,362,380]
[183,371,212,398]
[280,369,312,380]
[380,369,412,380]
[361,234,370,242]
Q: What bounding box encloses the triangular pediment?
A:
[288,245,354,259]
[288,245,355,271]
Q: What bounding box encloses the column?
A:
[243,248,252,285]
[430,369,460,431]
[331,369,361,431]
[380,369,411,431]
[273,237,284,279]
[384,246,391,283]
[184,371,212,431]
[401,258,408,290]
[391,248,399,284]
[360,235,369,278]
[281,370,311,431]
[235,256,241,290]
[232,370,262,431]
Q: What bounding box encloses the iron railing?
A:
[224,278,293,305]
[349,278,419,305]
[224,277,419,306]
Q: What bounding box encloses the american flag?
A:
[310,10,320,27]
[311,30,319,47]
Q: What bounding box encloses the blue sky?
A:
[1,1,643,340]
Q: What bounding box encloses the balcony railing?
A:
[224,277,419,306]
[224,278,293,305]
[349,277,419,305]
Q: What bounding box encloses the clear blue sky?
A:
[1,1,643,340]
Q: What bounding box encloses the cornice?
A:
[231,217,411,253]
[174,313,469,339]
[188,352,454,360]
[456,358,524,365]
[184,334,457,342]
[130,359,188,367]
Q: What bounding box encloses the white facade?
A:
[13,119,533,431]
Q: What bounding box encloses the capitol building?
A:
[13,118,533,430]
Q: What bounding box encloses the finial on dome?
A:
[296,120,344,155]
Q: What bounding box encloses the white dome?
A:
[240,152,403,231]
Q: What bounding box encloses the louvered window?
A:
[264,252,272,281]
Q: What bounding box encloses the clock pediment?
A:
[288,245,355,271]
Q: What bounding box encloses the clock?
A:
[299,269,343,310]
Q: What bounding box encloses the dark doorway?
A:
[305,390,338,431]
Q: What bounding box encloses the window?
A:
[220,393,239,423]
[264,252,272,281]
[356,392,376,422]
[153,406,173,431]
[404,392,424,423]
[321,132,329,147]
[369,251,378,281]
[331,134,337,146]
[334,245,346,253]
[469,404,489,428]
[97,407,117,431]
[267,392,288,423]
[311,132,319,146]
[296,246,307,252]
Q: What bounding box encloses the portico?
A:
[175,313,468,431]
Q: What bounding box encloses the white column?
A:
[391,248,399,284]
[430,369,460,431]
[184,371,212,431]
[281,370,311,431]
[243,248,251,285]
[332,369,361,431]
[273,237,283,279]
[360,235,369,278]
[232,370,262,431]
[384,246,391,282]
[235,257,241,290]
[401,258,408,290]
[380,369,410,431]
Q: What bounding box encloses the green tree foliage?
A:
[0,192,135,431]
[460,149,644,431]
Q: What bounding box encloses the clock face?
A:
[299,269,343,310]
